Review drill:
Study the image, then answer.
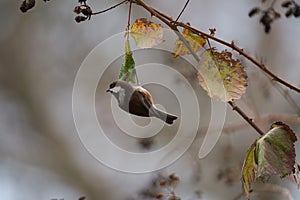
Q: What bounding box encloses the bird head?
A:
[106,80,133,105]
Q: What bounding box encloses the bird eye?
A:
[109,81,117,89]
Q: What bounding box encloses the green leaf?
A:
[242,142,257,198]
[241,122,299,199]
[119,39,136,83]
[256,122,297,181]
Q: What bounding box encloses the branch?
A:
[171,22,300,93]
[228,101,265,135]
[222,113,300,134]
[134,0,300,93]
[132,0,300,136]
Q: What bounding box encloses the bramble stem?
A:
[134,0,300,93]
[228,101,265,135]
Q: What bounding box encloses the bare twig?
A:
[224,113,300,134]
[232,192,244,200]
[126,0,140,85]
[92,0,128,15]
[127,0,132,31]
[198,113,300,135]
[270,79,300,115]
[270,0,277,8]
[228,101,265,135]
[175,0,190,21]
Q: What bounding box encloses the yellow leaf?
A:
[197,48,247,101]
[130,18,163,48]
[242,142,257,198]
[173,28,206,58]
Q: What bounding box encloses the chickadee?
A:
[106,80,178,125]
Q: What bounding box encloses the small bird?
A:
[106,80,178,125]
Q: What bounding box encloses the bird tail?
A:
[155,109,178,125]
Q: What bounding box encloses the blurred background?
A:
[0,0,299,199]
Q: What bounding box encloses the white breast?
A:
[118,87,125,104]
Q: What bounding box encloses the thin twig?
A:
[92,0,128,15]
[232,192,244,200]
[127,0,132,31]
[228,101,265,135]
[224,113,300,134]
[175,0,190,21]
[270,79,300,115]
[134,0,176,28]
[133,0,300,93]
[134,0,200,61]
[270,0,278,8]
[198,113,300,135]
[126,0,140,85]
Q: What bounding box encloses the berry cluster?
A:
[73,0,93,23]
[20,0,50,13]
[282,0,300,17]
[136,173,181,200]
[249,7,281,33]
[248,0,300,33]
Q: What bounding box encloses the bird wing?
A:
[135,89,161,118]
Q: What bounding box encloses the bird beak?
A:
[106,89,111,93]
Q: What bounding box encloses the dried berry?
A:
[274,11,281,19]
[260,13,273,25]
[169,173,179,181]
[282,0,292,8]
[249,7,260,17]
[285,7,294,17]
[75,16,87,23]
[20,0,35,13]
[294,5,300,17]
[155,193,164,199]
[159,179,167,186]
[81,7,92,16]
[74,6,82,14]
